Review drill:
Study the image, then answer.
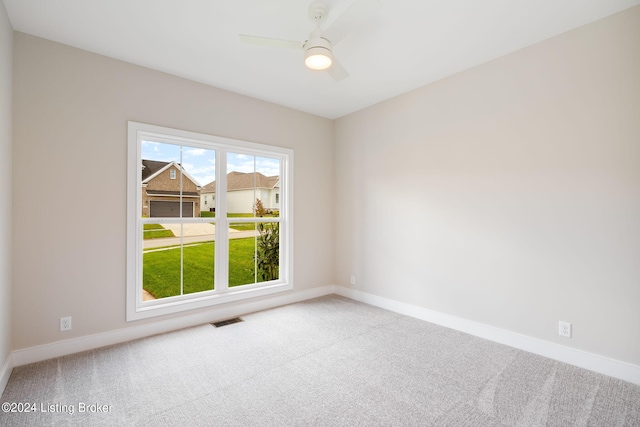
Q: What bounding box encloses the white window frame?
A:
[127,122,293,321]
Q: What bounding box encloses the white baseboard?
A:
[0,352,13,396]
[333,286,640,386]
[12,285,334,368]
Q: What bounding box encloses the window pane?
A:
[142,225,216,300]
[256,222,280,283]
[183,227,215,294]
[226,153,280,217]
[141,141,180,219]
[140,141,216,300]
[228,224,258,287]
[256,156,281,216]
[143,235,182,300]
[141,141,215,219]
[228,221,279,287]
[181,146,216,218]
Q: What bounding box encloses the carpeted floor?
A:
[1,295,639,426]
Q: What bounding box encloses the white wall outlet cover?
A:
[559,321,571,338]
[60,316,72,332]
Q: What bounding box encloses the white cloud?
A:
[141,140,180,162]
[199,175,215,186]
[226,154,280,176]
[184,148,207,157]
[182,162,216,187]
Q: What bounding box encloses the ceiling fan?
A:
[239,0,382,81]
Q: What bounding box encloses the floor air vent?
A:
[212,317,243,328]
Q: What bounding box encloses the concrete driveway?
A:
[160,223,216,237]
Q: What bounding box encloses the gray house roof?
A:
[141,159,202,188]
[201,171,279,194]
[141,159,170,181]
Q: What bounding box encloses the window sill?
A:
[126,281,293,321]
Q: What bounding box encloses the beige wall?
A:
[335,6,640,365]
[0,0,13,371]
[12,33,334,349]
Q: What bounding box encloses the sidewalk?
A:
[143,227,257,249]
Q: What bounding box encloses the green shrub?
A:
[256,222,279,281]
[254,199,279,281]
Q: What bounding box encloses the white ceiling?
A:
[4,0,639,119]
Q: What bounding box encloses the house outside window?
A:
[127,122,293,321]
[141,160,201,218]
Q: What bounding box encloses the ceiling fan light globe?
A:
[306,54,332,70]
[304,47,333,70]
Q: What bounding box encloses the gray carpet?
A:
[1,295,639,426]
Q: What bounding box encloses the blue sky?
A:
[142,140,280,186]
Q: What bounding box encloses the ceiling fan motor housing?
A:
[304,37,332,52]
[303,37,333,70]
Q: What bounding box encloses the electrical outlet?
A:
[350,275,356,285]
[558,321,571,338]
[60,316,72,332]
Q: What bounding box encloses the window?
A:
[127,122,293,321]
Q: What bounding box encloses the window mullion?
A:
[179,146,184,296]
[216,150,229,291]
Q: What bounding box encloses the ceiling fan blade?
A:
[239,35,302,50]
[327,57,349,81]
[322,0,382,46]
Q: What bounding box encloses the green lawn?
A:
[228,212,278,231]
[228,213,256,231]
[229,222,255,231]
[200,212,275,231]
[143,223,175,239]
[143,237,274,299]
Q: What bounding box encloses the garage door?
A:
[149,201,194,218]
